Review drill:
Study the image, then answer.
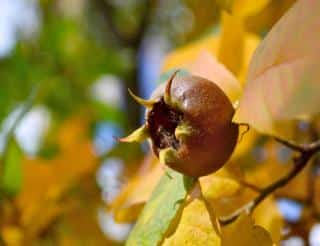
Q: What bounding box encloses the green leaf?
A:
[1,138,23,196]
[126,169,195,246]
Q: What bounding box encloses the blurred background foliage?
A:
[0,0,319,245]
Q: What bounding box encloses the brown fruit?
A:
[121,72,239,177]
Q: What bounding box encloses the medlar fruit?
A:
[121,71,239,177]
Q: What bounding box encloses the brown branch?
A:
[219,137,320,225]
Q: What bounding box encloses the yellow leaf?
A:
[215,0,270,17]
[14,115,97,240]
[218,12,245,76]
[188,52,242,103]
[230,127,259,161]
[162,185,221,246]
[162,36,220,72]
[200,163,243,200]
[162,18,260,87]
[232,0,270,18]
[221,214,273,246]
[1,226,23,246]
[253,197,283,244]
[237,33,260,85]
[200,175,241,200]
[200,179,255,219]
[200,162,256,218]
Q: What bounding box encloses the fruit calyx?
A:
[147,97,183,155]
[120,71,185,154]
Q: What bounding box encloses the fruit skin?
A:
[147,75,239,177]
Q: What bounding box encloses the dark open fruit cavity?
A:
[147,97,183,154]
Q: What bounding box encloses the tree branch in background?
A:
[93,0,154,48]
[219,137,320,225]
[93,0,155,129]
[93,0,131,46]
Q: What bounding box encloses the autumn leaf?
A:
[162,36,220,72]
[1,226,23,246]
[234,0,320,138]
[218,12,245,76]
[199,163,256,218]
[162,184,221,246]
[188,52,242,103]
[126,169,195,246]
[231,0,270,18]
[162,17,260,87]
[13,115,98,241]
[253,197,283,244]
[215,0,270,17]
[221,214,273,246]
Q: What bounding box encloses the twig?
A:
[237,179,261,193]
[219,137,320,225]
[274,137,306,152]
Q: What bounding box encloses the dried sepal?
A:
[128,89,157,108]
[118,125,149,143]
[175,122,194,140]
[159,148,180,166]
[164,70,179,106]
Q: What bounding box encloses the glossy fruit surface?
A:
[121,73,239,177]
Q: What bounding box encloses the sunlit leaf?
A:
[215,0,270,17]
[162,36,220,72]
[253,197,283,244]
[221,214,273,246]
[1,138,23,196]
[234,0,320,138]
[218,12,245,76]
[188,52,242,103]
[200,163,256,218]
[162,20,260,87]
[126,169,195,246]
[232,0,270,18]
[1,226,23,246]
[15,115,97,240]
[162,184,221,246]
